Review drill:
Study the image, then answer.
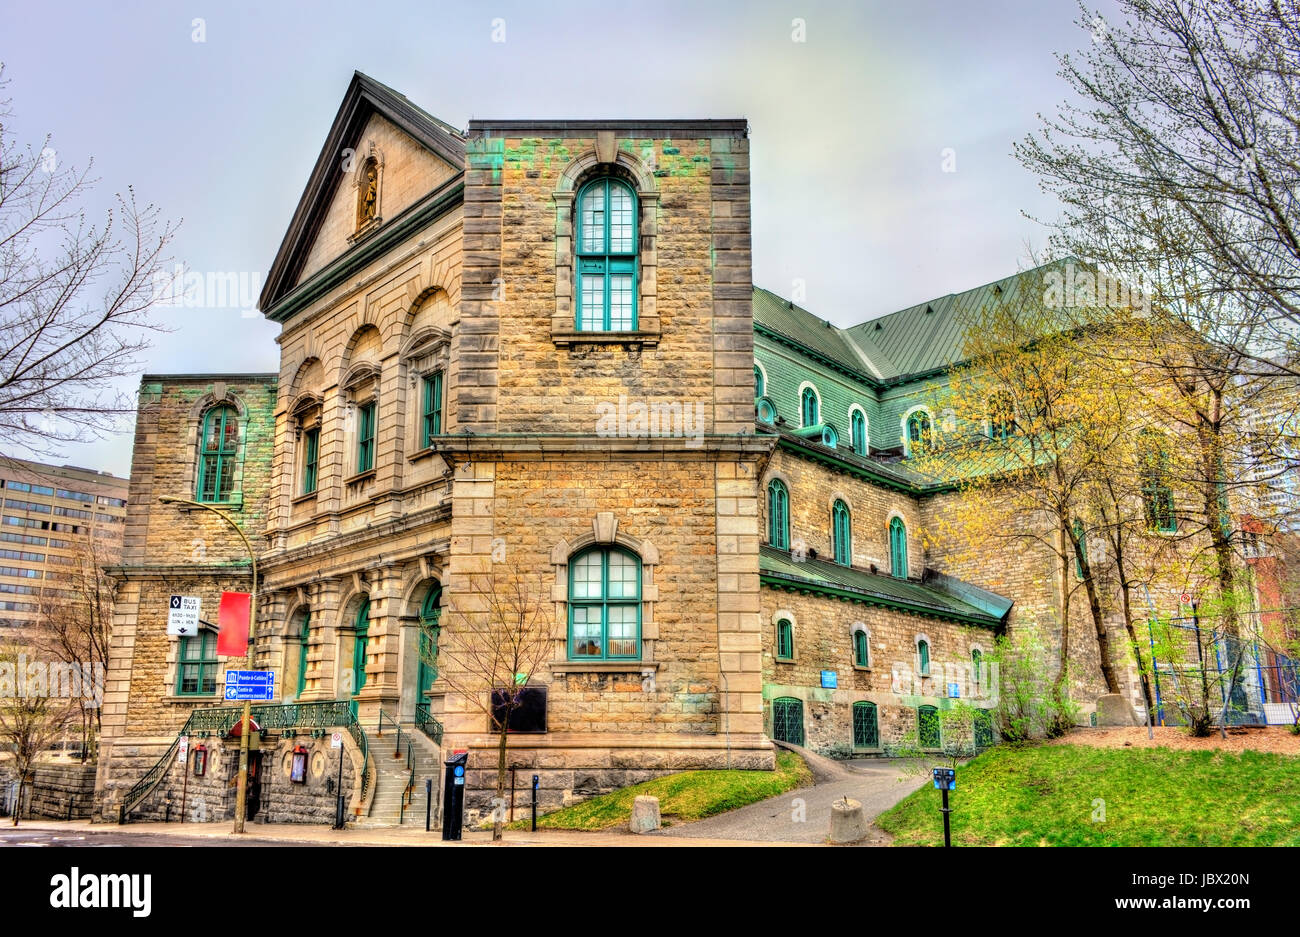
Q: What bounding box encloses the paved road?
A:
[0,828,349,848]
[655,754,929,845]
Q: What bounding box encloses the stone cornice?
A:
[431,432,776,460]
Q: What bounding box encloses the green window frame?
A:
[905,410,932,455]
[418,584,441,698]
[302,427,319,495]
[352,597,370,694]
[853,701,879,749]
[1072,519,1087,579]
[775,618,795,660]
[196,405,238,502]
[757,398,777,423]
[832,499,851,565]
[800,387,819,426]
[851,410,867,454]
[754,364,765,398]
[917,638,930,676]
[971,647,982,689]
[889,517,908,579]
[1139,435,1176,533]
[918,704,941,749]
[772,697,805,745]
[296,611,311,698]
[575,177,638,331]
[568,547,641,660]
[988,393,1015,441]
[356,400,376,474]
[768,479,789,549]
[422,371,444,448]
[853,629,870,668]
[178,630,218,696]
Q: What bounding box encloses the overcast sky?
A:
[1,0,1118,476]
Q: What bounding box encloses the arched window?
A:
[917,637,930,676]
[851,409,868,454]
[576,177,638,331]
[418,585,441,700]
[772,697,804,745]
[768,479,789,549]
[905,410,932,455]
[178,629,218,696]
[1072,519,1088,579]
[832,499,851,565]
[776,618,795,660]
[801,387,819,427]
[352,597,370,694]
[197,405,238,502]
[918,704,941,749]
[889,517,908,579]
[853,701,879,749]
[569,547,641,660]
[1139,434,1176,533]
[757,398,777,424]
[971,647,984,693]
[988,393,1015,441]
[753,363,765,398]
[853,630,870,668]
[295,610,311,698]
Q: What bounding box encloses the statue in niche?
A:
[357,158,378,227]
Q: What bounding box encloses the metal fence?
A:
[1146,611,1300,727]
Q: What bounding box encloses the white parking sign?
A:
[167,595,201,636]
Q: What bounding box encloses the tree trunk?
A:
[493,722,508,842]
[1073,529,1121,694]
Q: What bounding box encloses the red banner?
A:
[216,591,251,657]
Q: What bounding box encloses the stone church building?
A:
[95,73,1150,826]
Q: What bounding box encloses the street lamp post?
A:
[160,496,258,834]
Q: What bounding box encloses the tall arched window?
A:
[197,405,238,502]
[905,410,932,455]
[971,647,983,692]
[295,610,311,698]
[418,585,442,700]
[851,409,867,454]
[569,547,641,660]
[352,597,370,694]
[832,499,851,565]
[918,704,941,748]
[1139,433,1176,532]
[753,363,765,398]
[1072,519,1088,579]
[853,701,879,749]
[801,387,819,427]
[889,517,908,579]
[853,629,870,668]
[917,637,931,676]
[768,479,789,549]
[576,177,638,331]
[776,618,795,660]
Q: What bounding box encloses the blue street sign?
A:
[820,670,838,689]
[948,682,961,698]
[224,670,275,701]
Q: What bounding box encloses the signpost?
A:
[332,732,345,830]
[167,595,201,636]
[224,670,275,701]
[933,767,956,847]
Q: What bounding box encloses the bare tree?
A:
[0,643,76,825]
[31,531,113,761]
[0,63,176,454]
[427,565,554,841]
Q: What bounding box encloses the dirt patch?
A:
[1050,725,1300,755]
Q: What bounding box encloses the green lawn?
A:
[512,750,813,831]
[877,743,1300,846]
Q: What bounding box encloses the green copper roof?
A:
[753,287,877,380]
[759,545,1009,627]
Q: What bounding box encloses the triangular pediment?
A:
[258,72,466,315]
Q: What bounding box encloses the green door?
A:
[417,586,441,704]
[772,698,804,746]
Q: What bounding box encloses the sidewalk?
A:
[6,818,816,847]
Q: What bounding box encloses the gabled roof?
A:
[753,287,882,381]
[257,72,466,315]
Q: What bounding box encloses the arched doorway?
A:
[416,584,442,707]
[772,697,804,746]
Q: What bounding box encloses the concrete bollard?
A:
[828,796,868,844]
[628,795,661,833]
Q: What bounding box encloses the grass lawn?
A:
[511,750,813,831]
[877,743,1300,846]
